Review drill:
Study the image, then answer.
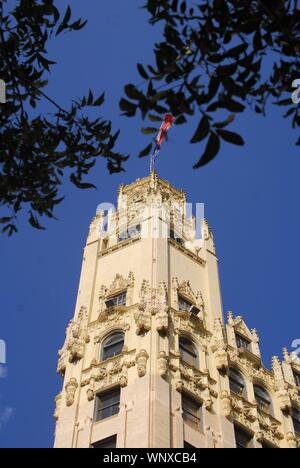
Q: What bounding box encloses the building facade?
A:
[54,173,300,449]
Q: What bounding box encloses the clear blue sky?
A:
[0,1,299,448]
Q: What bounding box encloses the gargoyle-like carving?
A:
[135,280,152,335]
[211,318,228,371]
[158,351,169,377]
[58,306,90,369]
[65,378,78,407]
[136,349,149,377]
[220,390,231,418]
[272,356,291,411]
[155,282,169,333]
[54,393,62,421]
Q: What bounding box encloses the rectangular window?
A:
[105,292,127,309]
[91,435,117,449]
[293,372,300,387]
[94,388,120,422]
[292,408,300,435]
[234,425,252,449]
[182,394,201,431]
[236,333,251,350]
[170,230,184,246]
[118,224,141,243]
[178,295,193,312]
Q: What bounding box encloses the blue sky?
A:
[0,1,299,448]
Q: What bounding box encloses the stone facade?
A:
[54,173,300,449]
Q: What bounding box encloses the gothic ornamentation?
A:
[171,277,205,316]
[155,282,169,333]
[58,306,90,371]
[134,280,152,335]
[286,432,298,449]
[54,393,62,421]
[230,393,257,432]
[272,356,291,411]
[107,272,135,300]
[65,378,78,407]
[211,318,228,371]
[220,390,231,418]
[158,351,169,377]
[82,355,136,400]
[136,349,149,378]
[257,409,284,445]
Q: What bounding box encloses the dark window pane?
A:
[229,369,245,396]
[102,332,124,361]
[179,337,198,367]
[182,395,201,431]
[95,388,120,422]
[170,230,184,245]
[236,334,251,350]
[105,292,127,309]
[118,225,141,243]
[292,408,300,435]
[254,386,271,414]
[234,426,252,449]
[293,372,300,387]
[178,295,192,312]
[92,436,117,449]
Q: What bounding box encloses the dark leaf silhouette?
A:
[194,132,220,169]
[0,1,126,235]
[121,0,300,168]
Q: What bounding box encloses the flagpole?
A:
[149,114,175,175]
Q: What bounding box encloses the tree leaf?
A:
[137,63,149,80]
[194,132,220,169]
[217,129,245,146]
[141,127,158,135]
[190,116,210,143]
[70,174,96,189]
[139,143,153,158]
[214,114,235,129]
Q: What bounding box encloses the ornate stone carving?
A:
[272,356,291,411]
[120,364,128,388]
[107,272,135,300]
[211,318,228,371]
[220,390,231,418]
[234,316,253,343]
[257,409,284,445]
[230,393,257,431]
[54,393,62,421]
[65,378,78,407]
[136,349,149,377]
[134,280,152,335]
[158,351,169,377]
[155,282,169,333]
[172,277,205,316]
[286,432,298,449]
[99,285,107,313]
[58,306,90,370]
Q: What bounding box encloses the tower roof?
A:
[117,172,187,209]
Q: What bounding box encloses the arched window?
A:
[229,368,246,397]
[179,336,198,368]
[101,332,124,361]
[254,385,272,414]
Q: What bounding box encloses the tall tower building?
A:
[54,173,300,449]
